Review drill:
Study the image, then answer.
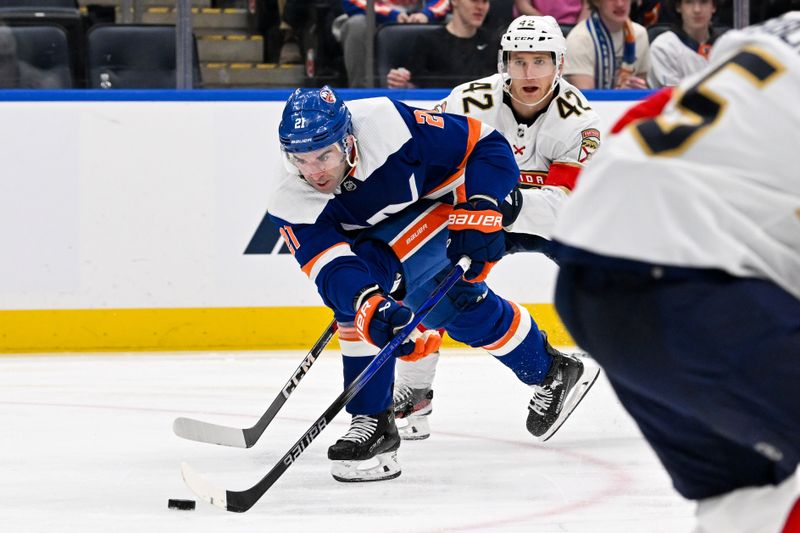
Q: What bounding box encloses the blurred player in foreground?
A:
[394,15,601,441]
[269,85,586,482]
[551,12,800,532]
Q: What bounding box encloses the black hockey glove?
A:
[500,187,523,228]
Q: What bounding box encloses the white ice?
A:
[0,349,695,532]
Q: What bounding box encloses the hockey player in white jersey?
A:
[394,15,601,441]
[551,12,800,533]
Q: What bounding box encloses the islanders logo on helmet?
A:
[278,86,352,154]
[319,88,336,104]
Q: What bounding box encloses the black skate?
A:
[393,383,434,440]
[526,333,600,442]
[328,408,401,482]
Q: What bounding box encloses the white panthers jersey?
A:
[553,12,800,300]
[440,74,601,238]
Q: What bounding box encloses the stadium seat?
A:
[375,23,442,88]
[0,24,72,87]
[86,24,202,89]
[0,1,83,84]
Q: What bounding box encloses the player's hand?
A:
[500,187,523,228]
[387,68,413,89]
[619,75,648,90]
[407,12,429,23]
[355,294,441,359]
[447,197,505,282]
[396,12,411,23]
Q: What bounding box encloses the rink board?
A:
[0,90,645,353]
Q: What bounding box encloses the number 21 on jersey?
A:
[279,226,300,255]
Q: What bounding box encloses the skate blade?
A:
[397,415,431,441]
[537,366,601,443]
[331,451,402,483]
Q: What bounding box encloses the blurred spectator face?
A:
[592,0,632,26]
[507,51,559,105]
[451,0,491,29]
[676,0,715,34]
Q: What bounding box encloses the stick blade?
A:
[173,417,249,448]
[180,462,229,511]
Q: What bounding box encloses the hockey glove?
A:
[500,187,523,228]
[355,293,442,361]
[447,197,505,282]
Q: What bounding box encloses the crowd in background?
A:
[269,0,799,89]
[0,0,798,89]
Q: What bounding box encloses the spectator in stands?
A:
[631,0,677,28]
[648,0,721,88]
[386,0,496,88]
[563,0,651,89]
[513,0,590,25]
[0,25,60,88]
[337,0,450,87]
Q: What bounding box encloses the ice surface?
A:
[0,349,694,532]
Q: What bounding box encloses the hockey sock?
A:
[482,301,552,385]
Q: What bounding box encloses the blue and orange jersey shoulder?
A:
[267,97,518,318]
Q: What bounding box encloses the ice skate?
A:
[526,333,600,441]
[328,408,401,482]
[393,383,434,440]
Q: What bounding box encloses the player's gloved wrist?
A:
[447,196,505,282]
[500,187,523,228]
[355,294,440,359]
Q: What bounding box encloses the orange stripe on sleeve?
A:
[458,116,482,170]
[300,242,350,278]
[426,117,482,200]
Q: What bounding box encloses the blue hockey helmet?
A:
[279,86,353,154]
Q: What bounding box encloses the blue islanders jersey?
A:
[268,97,519,319]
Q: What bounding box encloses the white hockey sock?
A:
[395,351,440,389]
[694,465,800,533]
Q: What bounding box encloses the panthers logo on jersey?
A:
[579,128,600,164]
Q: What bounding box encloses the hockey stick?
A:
[173,319,338,448]
[181,257,471,513]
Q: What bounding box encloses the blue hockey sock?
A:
[482,302,552,385]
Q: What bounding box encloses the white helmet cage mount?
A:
[498,16,567,99]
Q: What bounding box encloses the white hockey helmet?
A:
[498,15,567,78]
[498,16,567,106]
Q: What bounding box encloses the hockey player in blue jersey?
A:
[269,86,587,482]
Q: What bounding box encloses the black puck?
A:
[168,498,196,511]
